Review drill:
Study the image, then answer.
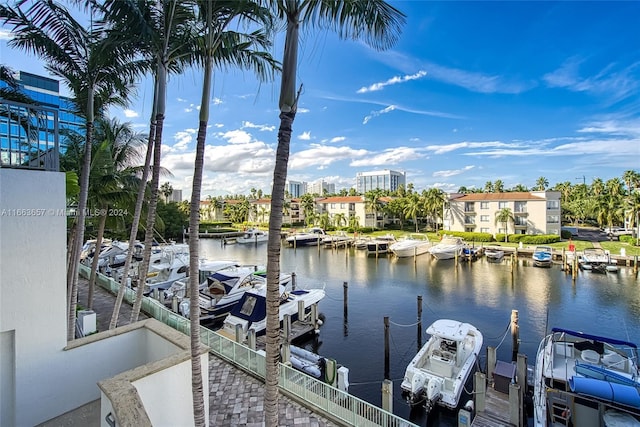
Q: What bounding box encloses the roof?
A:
[449,192,546,201]
[318,196,364,203]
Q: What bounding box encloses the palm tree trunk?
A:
[266,111,295,426]
[67,106,94,341]
[87,207,108,310]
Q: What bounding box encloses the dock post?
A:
[297,300,305,322]
[311,304,319,332]
[291,272,297,291]
[159,289,165,305]
[343,282,349,337]
[510,254,514,274]
[381,379,393,413]
[487,346,496,385]
[384,316,390,379]
[248,329,256,350]
[511,310,519,362]
[509,383,522,426]
[172,296,179,313]
[417,295,423,350]
[474,372,486,413]
[562,248,566,271]
[282,314,291,365]
[635,256,638,274]
[517,353,527,423]
[235,324,243,343]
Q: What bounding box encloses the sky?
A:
[2,1,639,200]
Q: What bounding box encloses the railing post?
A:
[381,379,393,413]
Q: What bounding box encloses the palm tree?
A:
[86,118,145,310]
[493,179,504,193]
[263,2,405,420]
[1,0,138,340]
[484,181,494,193]
[535,176,549,191]
[495,208,514,242]
[104,0,198,329]
[622,170,640,193]
[160,182,173,202]
[403,194,422,232]
[512,184,528,192]
[333,212,347,229]
[364,190,384,228]
[422,188,445,232]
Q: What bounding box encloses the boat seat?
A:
[602,352,625,370]
[581,349,600,364]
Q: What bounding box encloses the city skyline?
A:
[2,1,639,199]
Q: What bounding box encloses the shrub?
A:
[560,229,573,240]
[620,235,638,246]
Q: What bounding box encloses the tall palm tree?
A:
[495,208,514,242]
[86,118,145,310]
[263,3,404,423]
[1,0,138,340]
[493,179,504,193]
[622,170,640,193]
[103,0,198,329]
[186,1,276,423]
[364,190,384,228]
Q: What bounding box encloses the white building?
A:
[308,179,335,196]
[444,191,562,236]
[356,169,406,194]
[168,188,183,203]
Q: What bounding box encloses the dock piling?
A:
[384,316,390,379]
[381,379,393,413]
[417,295,423,350]
[511,310,519,362]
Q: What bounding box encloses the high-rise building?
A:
[287,180,307,198]
[308,179,335,196]
[355,169,406,194]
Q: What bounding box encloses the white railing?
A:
[79,265,417,427]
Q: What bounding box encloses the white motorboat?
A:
[484,248,505,262]
[322,231,353,248]
[428,236,465,260]
[286,227,327,247]
[389,234,432,258]
[579,248,618,273]
[197,270,292,323]
[533,327,640,427]
[532,245,553,268]
[401,319,483,413]
[236,228,268,244]
[217,282,325,343]
[144,244,190,293]
[366,234,397,255]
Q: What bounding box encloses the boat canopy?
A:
[551,327,638,349]
[427,319,470,342]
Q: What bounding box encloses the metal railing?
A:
[79,264,416,427]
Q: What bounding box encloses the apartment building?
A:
[355,169,406,194]
[444,191,562,236]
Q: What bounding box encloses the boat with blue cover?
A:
[532,245,553,268]
[533,327,640,426]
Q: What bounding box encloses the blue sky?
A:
[2,1,639,199]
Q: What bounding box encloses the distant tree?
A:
[535,177,549,191]
[484,181,494,193]
[495,208,514,242]
[403,194,422,232]
[160,182,173,202]
[512,184,528,192]
[494,180,504,193]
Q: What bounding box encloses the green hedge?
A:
[620,235,639,246]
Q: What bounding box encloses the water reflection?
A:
[200,239,640,426]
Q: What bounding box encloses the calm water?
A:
[199,239,640,426]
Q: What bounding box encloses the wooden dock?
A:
[471,387,514,427]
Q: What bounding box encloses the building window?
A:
[480,228,490,233]
[330,203,336,209]
[480,202,489,209]
[547,200,559,210]
[515,217,527,226]
[340,203,345,209]
[514,201,527,213]
[464,216,475,224]
[498,201,508,209]
[547,215,560,223]
[480,215,489,222]
[464,202,475,212]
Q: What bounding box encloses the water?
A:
[199,239,640,426]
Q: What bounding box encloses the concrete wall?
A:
[0,168,67,426]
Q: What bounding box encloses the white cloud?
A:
[425,141,516,155]
[433,165,475,178]
[350,147,425,167]
[212,97,223,105]
[298,131,312,140]
[0,29,13,40]
[329,136,346,143]
[123,109,139,118]
[242,121,275,132]
[172,129,197,151]
[357,70,427,93]
[363,105,396,125]
[218,129,252,145]
[289,144,369,170]
[297,107,310,113]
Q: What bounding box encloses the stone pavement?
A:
[77,278,339,427]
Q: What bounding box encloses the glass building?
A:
[1,70,84,170]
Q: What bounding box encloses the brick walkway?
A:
[77,278,339,427]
